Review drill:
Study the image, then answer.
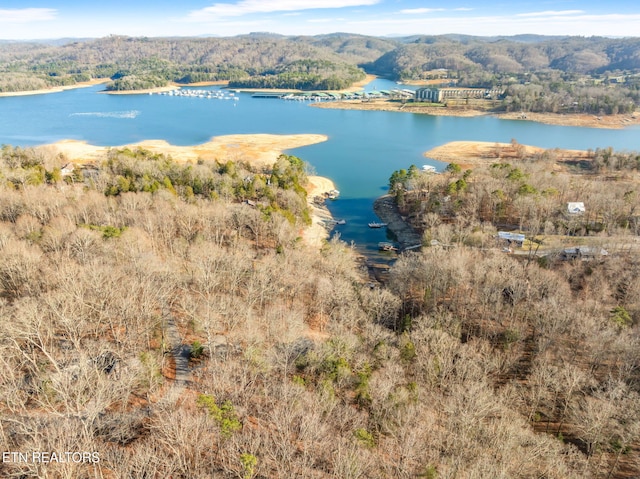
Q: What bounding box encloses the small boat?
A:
[335,219,346,225]
[368,222,388,228]
[422,165,437,173]
[327,189,340,200]
[378,242,398,252]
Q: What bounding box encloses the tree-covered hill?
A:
[1,33,639,97]
[370,36,640,79]
[0,33,398,92]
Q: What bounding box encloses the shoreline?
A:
[99,80,231,95]
[223,74,378,95]
[312,99,640,130]
[100,85,180,95]
[373,195,423,251]
[423,140,592,171]
[302,176,338,248]
[46,133,329,167]
[0,78,110,97]
[0,74,378,99]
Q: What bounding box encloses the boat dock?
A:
[251,92,286,99]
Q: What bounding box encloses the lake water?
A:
[2,78,640,255]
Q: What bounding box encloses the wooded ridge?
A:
[1,34,639,106]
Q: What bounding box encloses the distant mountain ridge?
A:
[0,33,639,93]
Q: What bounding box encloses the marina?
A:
[155,88,240,101]
[1,77,640,257]
[262,88,415,102]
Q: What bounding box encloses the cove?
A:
[1,80,640,254]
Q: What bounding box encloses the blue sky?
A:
[1,0,639,40]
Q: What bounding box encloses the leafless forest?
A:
[0,145,639,478]
[1,34,640,115]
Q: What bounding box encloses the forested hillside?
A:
[0,143,639,478]
[0,33,394,92]
[1,34,640,99]
[370,36,640,79]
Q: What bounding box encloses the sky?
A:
[1,0,639,40]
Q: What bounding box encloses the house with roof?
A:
[567,202,586,214]
[498,231,526,246]
[560,246,608,261]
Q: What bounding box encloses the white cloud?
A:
[516,10,585,18]
[308,17,346,23]
[188,0,380,20]
[398,8,445,15]
[0,8,56,23]
[344,12,640,37]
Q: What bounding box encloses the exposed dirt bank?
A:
[229,74,378,94]
[423,140,590,170]
[45,134,328,168]
[302,176,338,248]
[0,78,109,97]
[100,85,179,95]
[312,99,640,129]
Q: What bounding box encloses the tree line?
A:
[2,34,640,109]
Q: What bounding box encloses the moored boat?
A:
[327,189,340,200]
[378,242,398,252]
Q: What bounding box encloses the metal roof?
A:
[498,232,526,242]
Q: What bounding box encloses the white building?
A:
[567,202,586,214]
[415,87,503,103]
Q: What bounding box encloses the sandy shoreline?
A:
[424,140,590,170]
[1,75,377,97]
[101,80,233,95]
[301,176,338,248]
[46,133,328,167]
[0,78,109,97]
[226,74,378,95]
[100,85,179,95]
[495,111,640,129]
[0,73,374,99]
[312,99,640,130]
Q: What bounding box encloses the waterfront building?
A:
[415,87,503,103]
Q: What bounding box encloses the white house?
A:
[567,202,586,214]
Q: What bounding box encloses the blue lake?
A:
[2,79,640,254]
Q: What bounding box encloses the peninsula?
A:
[41,133,336,247]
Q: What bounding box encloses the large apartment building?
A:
[415,87,503,103]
